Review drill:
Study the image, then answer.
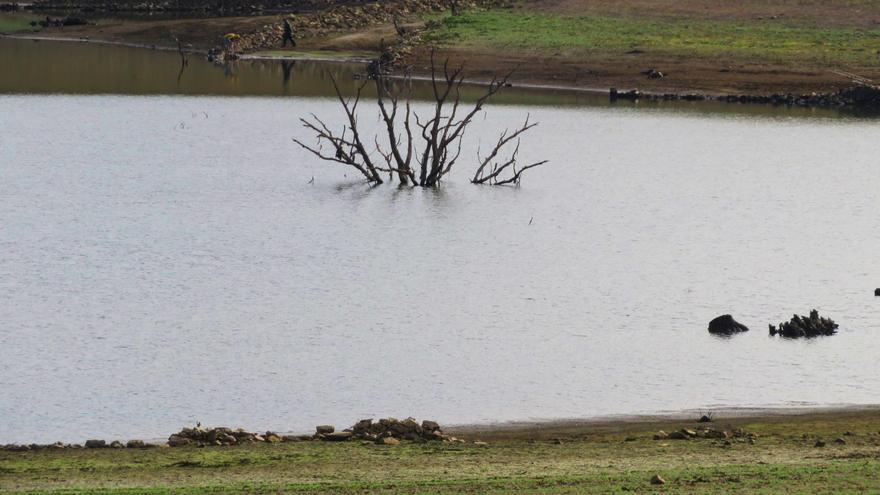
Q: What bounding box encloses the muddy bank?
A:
[9,0,880,104]
[3,406,879,450]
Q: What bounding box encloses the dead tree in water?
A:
[293,52,546,187]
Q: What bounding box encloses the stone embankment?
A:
[612,85,880,110]
[1,417,474,451]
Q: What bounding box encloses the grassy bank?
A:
[425,9,880,64]
[0,14,40,33]
[3,410,880,494]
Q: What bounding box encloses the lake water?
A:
[1,36,880,444]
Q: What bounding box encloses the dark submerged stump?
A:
[708,315,749,335]
[769,310,838,338]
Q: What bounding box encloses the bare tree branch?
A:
[294,50,547,187]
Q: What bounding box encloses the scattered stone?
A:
[610,88,640,101]
[642,68,664,79]
[815,439,826,448]
[834,437,846,445]
[126,440,146,449]
[653,430,669,440]
[2,444,31,451]
[704,429,730,439]
[167,435,193,447]
[85,439,107,449]
[698,414,713,423]
[650,474,666,485]
[315,425,335,435]
[109,440,125,448]
[769,310,838,338]
[669,431,690,440]
[473,441,488,447]
[324,432,354,442]
[379,437,400,445]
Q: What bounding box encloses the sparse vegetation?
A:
[424,9,880,64]
[3,411,880,494]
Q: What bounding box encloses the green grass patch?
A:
[0,13,40,33]
[424,9,880,63]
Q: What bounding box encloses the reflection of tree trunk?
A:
[293,49,547,187]
[281,60,294,87]
[172,36,188,86]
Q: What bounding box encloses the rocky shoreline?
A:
[611,85,880,111]
[0,417,477,452]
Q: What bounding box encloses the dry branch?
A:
[294,49,547,187]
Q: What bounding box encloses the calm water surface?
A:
[1,37,880,444]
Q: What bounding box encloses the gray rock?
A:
[315,425,335,435]
[85,439,106,449]
[323,431,353,442]
[168,435,193,447]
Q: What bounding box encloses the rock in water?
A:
[769,310,838,338]
[875,288,880,296]
[708,315,749,335]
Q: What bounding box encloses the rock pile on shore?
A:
[1,418,457,451]
[347,417,453,443]
[167,426,291,447]
[769,310,838,338]
[654,427,758,442]
[233,0,478,55]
